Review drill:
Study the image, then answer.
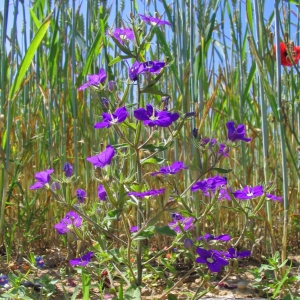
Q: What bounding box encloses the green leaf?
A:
[141,157,166,165]
[155,226,177,237]
[105,209,122,220]
[211,168,232,173]
[108,56,122,66]
[124,285,141,300]
[140,86,170,96]
[141,144,168,153]
[246,0,254,36]
[9,13,52,101]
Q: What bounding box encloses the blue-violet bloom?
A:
[184,238,194,249]
[142,60,165,74]
[70,252,94,267]
[30,169,54,190]
[195,248,229,272]
[233,185,264,200]
[196,233,231,242]
[54,211,82,234]
[130,226,138,233]
[129,61,145,81]
[225,248,251,259]
[76,189,86,203]
[86,145,116,168]
[51,182,61,191]
[139,14,171,26]
[151,161,188,176]
[112,28,134,44]
[191,175,227,193]
[266,193,282,202]
[134,104,179,127]
[226,121,251,142]
[78,68,107,91]
[94,107,128,129]
[168,213,195,233]
[98,185,107,201]
[128,188,165,198]
[35,256,44,268]
[218,188,232,201]
[63,162,73,177]
[0,275,8,286]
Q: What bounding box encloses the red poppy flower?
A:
[275,42,300,66]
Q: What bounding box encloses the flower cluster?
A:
[134,104,179,127]
[151,161,188,176]
[54,211,82,234]
[168,213,195,233]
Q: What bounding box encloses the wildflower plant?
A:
[27,13,284,299]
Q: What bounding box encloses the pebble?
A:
[237,281,247,290]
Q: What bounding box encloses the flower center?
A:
[207,257,214,263]
[246,187,253,196]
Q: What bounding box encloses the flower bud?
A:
[107,81,117,92]
[184,238,194,249]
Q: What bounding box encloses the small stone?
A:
[237,281,247,290]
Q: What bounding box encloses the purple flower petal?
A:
[233,185,264,200]
[139,14,171,26]
[130,226,138,232]
[94,107,128,129]
[112,28,134,44]
[98,185,107,201]
[78,68,107,91]
[54,211,82,234]
[128,188,165,198]
[76,189,86,203]
[266,193,282,202]
[86,145,116,168]
[151,161,188,176]
[226,121,251,142]
[70,252,94,267]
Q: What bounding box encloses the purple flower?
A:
[184,238,194,249]
[168,213,195,233]
[112,28,134,44]
[107,81,117,92]
[226,121,251,142]
[35,256,44,269]
[0,275,8,286]
[98,185,107,201]
[70,252,94,267]
[196,233,231,242]
[78,68,107,91]
[233,185,264,200]
[130,226,138,233]
[63,162,73,177]
[151,161,188,176]
[30,169,54,190]
[54,211,82,234]
[134,104,179,127]
[94,107,128,129]
[195,248,229,272]
[142,60,165,74]
[218,144,229,157]
[127,188,165,198]
[266,193,282,202]
[191,175,227,193]
[129,61,145,81]
[202,138,229,157]
[139,14,171,26]
[218,188,232,201]
[86,145,116,168]
[225,248,251,259]
[76,189,86,203]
